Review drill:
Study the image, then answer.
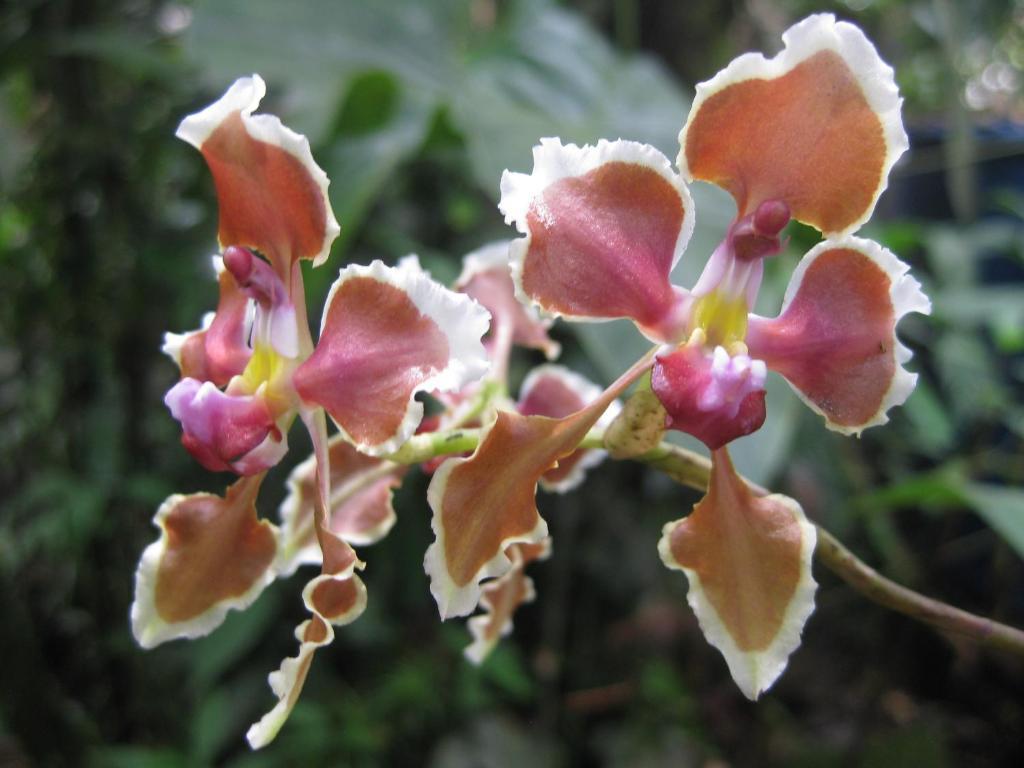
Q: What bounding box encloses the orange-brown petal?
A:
[246,567,367,749]
[465,539,552,664]
[658,448,816,699]
[425,353,650,618]
[131,475,278,648]
[516,364,621,493]
[680,14,907,236]
[176,75,340,275]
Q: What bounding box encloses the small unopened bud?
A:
[752,199,791,237]
[731,199,790,262]
[223,245,255,284]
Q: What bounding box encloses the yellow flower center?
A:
[239,343,292,398]
[690,290,748,347]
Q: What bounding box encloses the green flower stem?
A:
[386,426,1024,657]
[385,428,483,465]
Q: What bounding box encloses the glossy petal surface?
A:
[517,365,620,492]
[500,139,693,336]
[658,449,816,699]
[680,14,906,235]
[746,236,930,434]
[294,259,489,455]
[425,359,641,618]
[131,475,278,648]
[177,75,340,275]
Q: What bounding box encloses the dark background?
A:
[1,1,1023,765]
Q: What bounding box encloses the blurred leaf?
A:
[476,644,535,702]
[184,0,703,199]
[962,483,1024,561]
[858,722,951,768]
[88,747,190,768]
[934,286,1024,327]
[189,687,235,765]
[188,583,284,692]
[429,714,561,768]
[901,380,956,456]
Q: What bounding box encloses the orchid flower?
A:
[130,75,491,747]
[428,14,930,699]
[275,241,617,664]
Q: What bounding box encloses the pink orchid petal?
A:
[177,75,340,276]
[746,236,930,434]
[165,378,287,474]
[456,241,560,360]
[680,14,907,236]
[517,365,620,493]
[162,256,253,387]
[499,139,694,338]
[293,259,489,456]
[652,342,767,450]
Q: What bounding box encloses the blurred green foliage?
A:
[1,0,1022,766]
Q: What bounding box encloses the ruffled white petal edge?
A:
[774,234,931,436]
[519,364,622,494]
[176,74,340,267]
[499,138,695,321]
[464,538,552,665]
[455,240,560,360]
[130,493,279,649]
[658,496,817,700]
[423,421,550,619]
[678,13,908,237]
[316,257,491,457]
[246,568,367,749]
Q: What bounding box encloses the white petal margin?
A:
[315,258,491,457]
[423,429,551,619]
[519,364,622,494]
[658,496,817,700]
[455,240,560,360]
[246,569,368,749]
[772,234,931,436]
[678,13,907,237]
[499,138,696,321]
[130,493,279,649]
[176,74,340,267]
[464,539,552,665]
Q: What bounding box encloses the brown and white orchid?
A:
[134,13,933,749]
